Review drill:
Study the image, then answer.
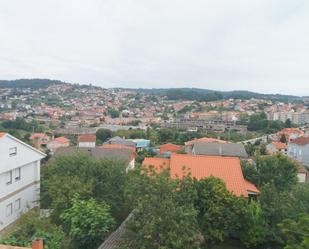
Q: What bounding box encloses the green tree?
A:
[124,168,202,249]
[41,154,129,223]
[96,128,112,144]
[193,177,240,248]
[242,154,298,192]
[279,214,309,249]
[280,134,287,143]
[285,118,292,128]
[237,201,266,247]
[61,197,115,249]
[108,108,120,118]
[0,210,68,249]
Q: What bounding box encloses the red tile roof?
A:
[0,132,6,138]
[158,143,183,154]
[143,154,259,197]
[290,136,309,146]
[30,133,49,140]
[53,137,70,144]
[78,134,96,143]
[273,142,287,150]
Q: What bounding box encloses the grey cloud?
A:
[0,0,309,95]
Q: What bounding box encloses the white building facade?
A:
[0,133,45,231]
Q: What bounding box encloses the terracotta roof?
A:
[143,157,170,172]
[143,154,259,197]
[30,133,49,140]
[185,137,227,146]
[272,142,287,150]
[0,132,6,138]
[158,143,183,154]
[281,128,304,135]
[53,137,70,144]
[78,134,96,143]
[290,136,309,146]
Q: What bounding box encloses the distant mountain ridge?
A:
[0,79,65,89]
[121,88,304,102]
[0,79,305,102]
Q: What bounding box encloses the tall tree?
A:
[61,197,115,249]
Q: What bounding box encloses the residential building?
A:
[288,137,309,166]
[297,165,308,183]
[55,146,136,171]
[143,154,259,197]
[158,143,183,156]
[186,142,248,158]
[104,136,136,148]
[267,142,287,155]
[78,134,96,148]
[0,133,46,232]
[47,136,70,153]
[29,133,50,150]
[276,128,304,143]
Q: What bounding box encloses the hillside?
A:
[0,79,64,89]
[126,88,302,102]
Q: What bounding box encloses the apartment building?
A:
[0,132,46,231]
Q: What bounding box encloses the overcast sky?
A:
[1,0,309,95]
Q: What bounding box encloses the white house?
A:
[0,132,46,231]
[78,134,96,148]
[288,137,309,166]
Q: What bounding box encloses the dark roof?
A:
[104,137,136,147]
[290,136,309,146]
[98,214,132,249]
[55,147,134,162]
[191,142,248,158]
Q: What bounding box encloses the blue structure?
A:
[131,139,151,150]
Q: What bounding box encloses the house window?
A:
[9,147,17,156]
[14,168,21,181]
[6,171,12,185]
[15,199,21,211]
[6,203,13,217]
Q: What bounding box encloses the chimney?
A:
[32,239,43,249]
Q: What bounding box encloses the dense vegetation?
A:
[128,88,303,102]
[0,79,64,89]
[1,153,308,249]
[0,154,122,249]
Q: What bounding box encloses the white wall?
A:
[298,173,307,183]
[0,183,39,230]
[0,135,45,175]
[0,161,39,200]
[78,142,95,148]
[0,135,43,231]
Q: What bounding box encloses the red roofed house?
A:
[267,142,287,155]
[277,128,304,143]
[30,133,50,150]
[47,137,70,153]
[158,143,183,156]
[78,134,96,148]
[143,154,259,197]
